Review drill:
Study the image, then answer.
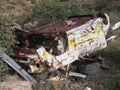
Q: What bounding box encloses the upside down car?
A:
[10,12,112,75]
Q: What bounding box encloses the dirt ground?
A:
[0,75,32,90]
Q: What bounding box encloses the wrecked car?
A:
[10,12,112,76]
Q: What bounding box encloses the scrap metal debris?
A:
[35,13,110,70]
[107,35,116,42]
[69,71,87,78]
[112,21,120,30]
[8,12,115,80]
[47,76,66,81]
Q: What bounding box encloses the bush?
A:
[0,60,10,81]
[16,13,32,27]
[0,15,15,53]
[94,0,110,11]
[31,0,36,4]
[17,0,86,28]
[32,0,86,26]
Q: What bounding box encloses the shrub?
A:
[0,15,15,53]
[0,60,10,81]
[94,0,110,11]
[16,13,32,27]
[32,0,86,26]
[17,0,86,28]
[31,0,36,4]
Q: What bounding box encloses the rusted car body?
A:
[11,12,110,73]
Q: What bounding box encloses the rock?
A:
[81,62,101,76]
[24,21,38,28]
[98,84,104,90]
[84,87,92,90]
[69,82,81,89]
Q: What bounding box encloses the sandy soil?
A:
[0,75,32,90]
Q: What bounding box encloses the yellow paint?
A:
[68,39,75,47]
[78,38,82,43]
[90,33,94,38]
[43,50,49,58]
[83,35,87,41]
[104,13,109,22]
[75,38,79,44]
[95,32,98,38]
[93,22,103,30]
[97,31,101,38]
[68,28,106,48]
